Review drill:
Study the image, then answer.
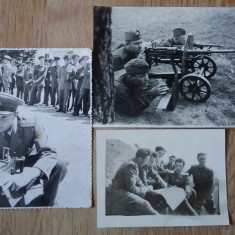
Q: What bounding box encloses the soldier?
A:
[43,58,54,106]
[113,30,145,71]
[2,55,13,93]
[156,28,186,48]
[163,158,197,215]
[15,63,24,99]
[0,93,67,207]
[50,57,60,107]
[164,155,176,171]
[115,58,169,116]
[57,55,74,113]
[10,58,17,95]
[29,56,47,105]
[23,61,33,104]
[107,148,166,215]
[72,55,89,116]
[187,153,216,214]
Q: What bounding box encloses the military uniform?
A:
[23,67,33,104]
[29,64,47,105]
[0,93,67,207]
[108,160,157,215]
[113,46,139,71]
[50,63,60,106]
[187,165,215,214]
[2,61,12,93]
[15,68,24,99]
[43,66,52,106]
[164,162,175,171]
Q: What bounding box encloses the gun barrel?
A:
[187,49,235,54]
[194,43,223,48]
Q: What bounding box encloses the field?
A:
[111,8,235,127]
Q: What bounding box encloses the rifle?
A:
[0,147,35,207]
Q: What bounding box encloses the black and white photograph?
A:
[0,48,92,208]
[93,7,235,127]
[96,129,229,227]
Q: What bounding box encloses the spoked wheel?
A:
[179,73,211,102]
[191,55,217,79]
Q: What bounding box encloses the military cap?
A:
[38,56,45,60]
[125,30,142,42]
[0,92,24,112]
[136,148,151,159]
[54,56,60,61]
[79,56,89,63]
[72,54,79,59]
[63,54,72,60]
[173,28,186,37]
[48,58,54,63]
[3,55,11,60]
[124,58,149,75]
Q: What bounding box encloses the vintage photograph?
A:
[96,129,229,227]
[0,48,91,208]
[93,7,235,127]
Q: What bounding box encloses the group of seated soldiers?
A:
[113,28,186,116]
[107,147,216,216]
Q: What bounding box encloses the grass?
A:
[111,7,235,126]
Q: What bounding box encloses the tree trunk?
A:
[93,7,115,124]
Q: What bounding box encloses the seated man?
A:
[115,58,169,116]
[164,155,176,172]
[107,148,166,215]
[153,28,186,48]
[0,93,67,207]
[187,153,216,215]
[164,158,197,215]
[112,30,145,71]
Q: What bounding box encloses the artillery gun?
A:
[145,34,235,110]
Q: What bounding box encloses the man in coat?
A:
[187,153,216,214]
[1,55,13,93]
[50,57,60,107]
[0,92,67,207]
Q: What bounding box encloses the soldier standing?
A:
[187,153,216,214]
[23,61,33,104]
[113,30,145,71]
[29,56,47,105]
[50,57,60,107]
[2,55,13,93]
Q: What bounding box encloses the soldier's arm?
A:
[149,167,167,188]
[124,164,149,198]
[32,119,57,179]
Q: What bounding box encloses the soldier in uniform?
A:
[43,58,54,106]
[112,30,145,71]
[10,58,17,95]
[157,28,186,48]
[187,153,216,214]
[29,56,47,105]
[2,55,13,94]
[0,93,67,207]
[164,155,176,171]
[57,55,74,113]
[15,63,24,99]
[50,57,60,107]
[115,58,169,116]
[107,148,166,215]
[164,158,196,214]
[23,61,33,104]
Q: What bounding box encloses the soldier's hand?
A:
[149,84,169,96]
[137,51,146,60]
[7,167,41,192]
[0,172,12,195]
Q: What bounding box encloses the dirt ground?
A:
[111,8,235,127]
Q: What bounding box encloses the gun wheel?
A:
[191,55,217,79]
[179,74,211,102]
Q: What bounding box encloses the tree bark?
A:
[93,7,115,124]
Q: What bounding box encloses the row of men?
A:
[113,28,186,117]
[0,54,91,117]
[107,147,216,216]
